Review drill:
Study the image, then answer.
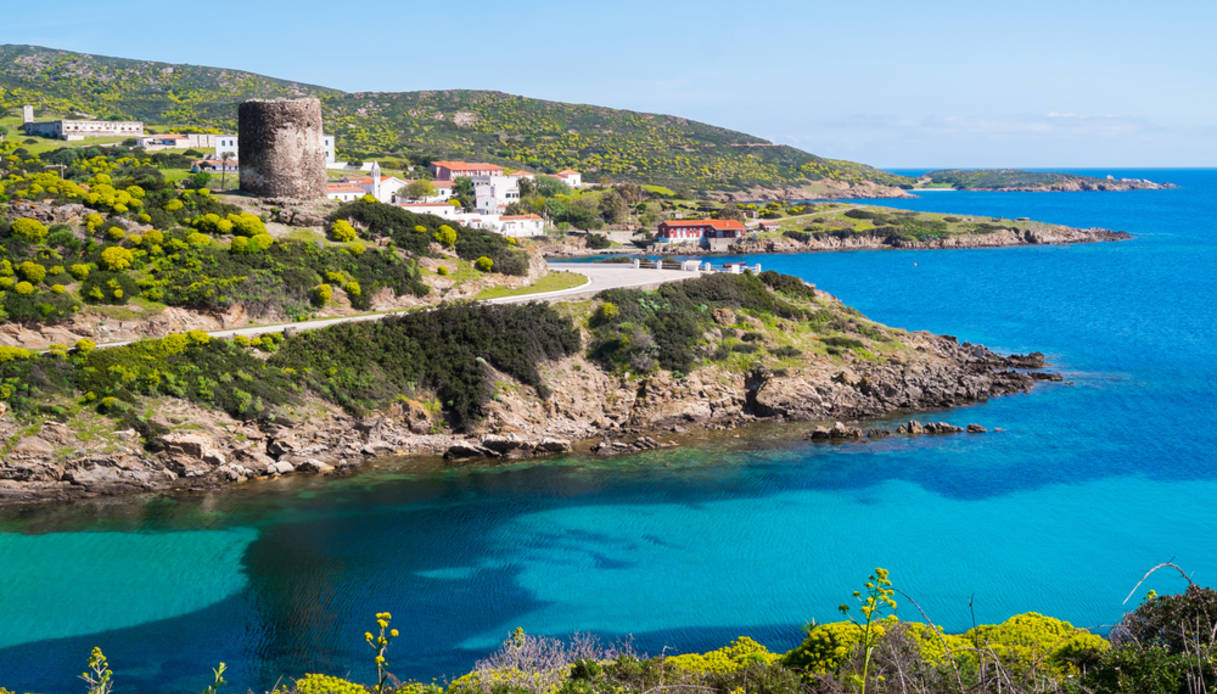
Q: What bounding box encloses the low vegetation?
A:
[0,302,579,435]
[11,569,1216,694]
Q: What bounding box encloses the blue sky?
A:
[4,0,1214,167]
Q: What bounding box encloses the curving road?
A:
[94,262,701,349]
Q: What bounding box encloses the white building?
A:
[324,162,406,203]
[552,169,583,188]
[325,182,365,202]
[498,214,545,237]
[397,202,459,219]
[473,174,522,214]
[217,134,337,166]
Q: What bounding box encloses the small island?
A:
[917,168,1175,191]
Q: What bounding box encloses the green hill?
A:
[0,44,910,193]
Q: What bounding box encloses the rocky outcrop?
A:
[633,226,1132,257]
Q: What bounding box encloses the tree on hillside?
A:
[403,179,436,201]
[717,203,745,223]
[599,189,628,225]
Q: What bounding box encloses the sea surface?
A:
[2,168,1215,693]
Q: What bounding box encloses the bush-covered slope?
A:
[0,44,912,192]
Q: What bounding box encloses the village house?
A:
[324,162,406,203]
[325,181,365,202]
[194,158,239,174]
[474,174,522,214]
[656,219,747,251]
[498,213,545,237]
[396,202,459,219]
[552,169,583,188]
[427,161,504,180]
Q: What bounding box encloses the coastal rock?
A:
[535,437,571,453]
[444,442,497,460]
[296,458,336,474]
[967,423,987,433]
[481,434,526,455]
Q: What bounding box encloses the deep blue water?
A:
[2,169,1216,693]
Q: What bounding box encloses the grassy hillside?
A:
[0,44,911,192]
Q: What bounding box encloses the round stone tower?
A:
[238,98,327,199]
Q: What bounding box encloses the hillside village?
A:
[12,103,760,247]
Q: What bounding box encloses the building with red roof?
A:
[657,219,747,250]
[427,161,504,181]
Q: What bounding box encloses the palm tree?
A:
[219,150,234,191]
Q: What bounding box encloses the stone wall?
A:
[237,98,326,199]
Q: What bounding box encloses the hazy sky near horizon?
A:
[4,0,1215,167]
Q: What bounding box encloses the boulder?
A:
[444,442,497,460]
[482,434,526,455]
[296,458,336,474]
[966,423,987,433]
[535,437,571,453]
[270,460,295,475]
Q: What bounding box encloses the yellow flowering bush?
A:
[290,673,367,694]
[665,636,780,674]
[99,246,134,270]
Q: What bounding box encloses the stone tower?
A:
[237,98,326,199]
[21,105,34,124]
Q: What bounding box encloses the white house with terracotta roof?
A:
[552,169,583,188]
[324,162,407,203]
[325,181,365,202]
[396,202,459,219]
[498,214,545,237]
[427,160,504,181]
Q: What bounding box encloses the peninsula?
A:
[918,168,1175,191]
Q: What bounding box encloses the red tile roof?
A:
[326,183,364,193]
[555,169,579,176]
[431,161,503,172]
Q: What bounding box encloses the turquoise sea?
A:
[2,169,1215,692]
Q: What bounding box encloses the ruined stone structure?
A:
[237,98,326,199]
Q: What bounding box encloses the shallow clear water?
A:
[2,169,1215,693]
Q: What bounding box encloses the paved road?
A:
[95,262,700,349]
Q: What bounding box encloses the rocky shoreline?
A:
[0,325,1062,507]
[537,223,1132,260]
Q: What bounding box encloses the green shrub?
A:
[474,256,493,272]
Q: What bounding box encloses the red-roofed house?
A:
[396,202,459,219]
[552,169,582,188]
[657,219,746,250]
[325,182,366,202]
[428,161,504,181]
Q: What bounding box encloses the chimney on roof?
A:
[21,105,34,125]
